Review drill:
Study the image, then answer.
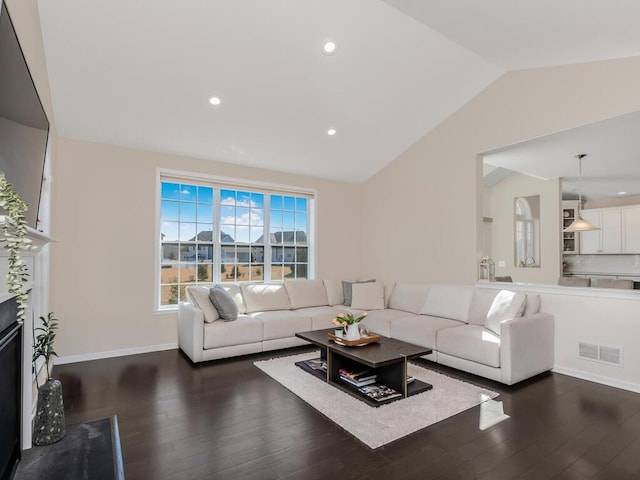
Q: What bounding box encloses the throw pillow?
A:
[209,285,239,321]
[342,279,375,307]
[484,290,527,335]
[351,282,385,310]
[186,286,220,323]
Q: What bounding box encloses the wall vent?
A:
[578,342,623,367]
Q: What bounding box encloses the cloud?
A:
[220,195,260,207]
[221,211,264,226]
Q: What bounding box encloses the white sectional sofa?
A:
[177,279,554,385]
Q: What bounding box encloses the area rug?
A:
[255,352,499,449]
[15,416,124,480]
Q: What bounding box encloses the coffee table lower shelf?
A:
[295,359,432,407]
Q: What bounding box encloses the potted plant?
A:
[332,312,368,341]
[32,312,65,445]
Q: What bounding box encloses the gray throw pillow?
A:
[209,286,239,321]
[342,279,375,307]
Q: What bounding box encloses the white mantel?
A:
[0,218,54,449]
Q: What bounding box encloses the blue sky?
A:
[160,182,307,243]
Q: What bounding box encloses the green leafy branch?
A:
[0,171,33,324]
[33,312,59,384]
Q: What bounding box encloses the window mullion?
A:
[264,195,271,282]
[213,188,222,284]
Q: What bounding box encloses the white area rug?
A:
[254,351,499,449]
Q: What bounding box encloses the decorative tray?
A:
[328,332,381,347]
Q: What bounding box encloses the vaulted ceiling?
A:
[37,1,640,183]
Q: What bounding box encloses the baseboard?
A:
[55,343,178,365]
[552,366,640,394]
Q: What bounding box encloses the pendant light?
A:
[564,154,600,232]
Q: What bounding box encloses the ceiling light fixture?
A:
[208,96,221,106]
[327,128,336,136]
[322,41,337,55]
[564,154,600,232]
[619,191,627,195]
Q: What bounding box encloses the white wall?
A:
[51,138,363,358]
[362,57,640,285]
[489,172,561,284]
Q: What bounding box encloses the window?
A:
[220,189,265,282]
[158,175,313,307]
[270,195,308,281]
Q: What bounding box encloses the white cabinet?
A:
[579,209,621,254]
[623,206,640,253]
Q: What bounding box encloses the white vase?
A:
[345,323,360,341]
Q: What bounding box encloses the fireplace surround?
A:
[0,296,21,480]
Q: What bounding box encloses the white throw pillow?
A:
[523,293,541,316]
[351,283,385,310]
[485,290,527,335]
[185,286,220,323]
[285,279,328,309]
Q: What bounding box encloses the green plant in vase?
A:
[0,171,33,324]
[32,312,66,445]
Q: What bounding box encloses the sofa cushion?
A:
[420,285,475,322]
[351,282,385,310]
[209,286,239,321]
[251,310,312,341]
[241,284,291,313]
[217,283,246,314]
[390,315,464,350]
[323,279,345,306]
[485,290,527,335]
[437,325,501,368]
[342,279,375,306]
[361,310,420,338]
[284,279,328,309]
[203,315,263,349]
[186,286,220,323]
[296,305,342,330]
[468,288,499,326]
[524,293,541,316]
[387,283,430,314]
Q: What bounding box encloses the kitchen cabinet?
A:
[623,206,640,253]
[580,209,621,254]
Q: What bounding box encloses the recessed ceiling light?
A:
[322,41,337,55]
[208,96,221,106]
[619,191,627,195]
[327,128,337,136]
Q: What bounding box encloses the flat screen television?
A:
[0,1,50,229]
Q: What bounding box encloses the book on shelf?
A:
[339,374,377,387]
[358,384,402,402]
[338,368,376,382]
[303,358,327,371]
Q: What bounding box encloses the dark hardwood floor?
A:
[55,347,640,480]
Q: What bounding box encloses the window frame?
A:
[154,168,316,312]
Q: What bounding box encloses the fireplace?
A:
[0,297,22,480]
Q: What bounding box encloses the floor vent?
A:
[578,342,623,367]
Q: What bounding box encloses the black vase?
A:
[33,379,66,446]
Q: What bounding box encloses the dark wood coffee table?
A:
[295,328,433,407]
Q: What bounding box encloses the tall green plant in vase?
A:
[0,171,32,324]
[32,312,66,445]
